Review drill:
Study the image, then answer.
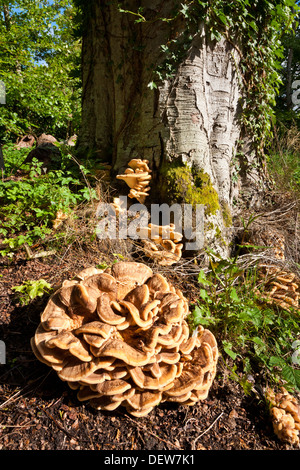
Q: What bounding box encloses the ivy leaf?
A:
[216,11,228,25]
[180,3,190,18]
[147,81,157,90]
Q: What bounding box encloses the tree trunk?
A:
[78,0,264,256]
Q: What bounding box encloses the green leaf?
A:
[180,3,190,18]
[197,269,211,286]
[210,29,222,42]
[190,305,216,327]
[147,81,157,90]
[216,11,228,25]
[252,336,267,355]
[281,365,300,390]
[269,356,286,368]
[229,287,240,303]
[12,279,52,305]
[199,288,211,302]
[222,340,237,360]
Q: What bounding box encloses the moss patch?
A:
[221,201,233,228]
[160,161,220,215]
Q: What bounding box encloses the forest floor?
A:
[0,238,297,453]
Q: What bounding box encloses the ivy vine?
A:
[118,0,299,156]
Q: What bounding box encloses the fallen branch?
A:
[24,243,56,259]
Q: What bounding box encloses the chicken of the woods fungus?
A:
[257,266,300,311]
[116,159,151,204]
[266,387,300,446]
[247,228,300,311]
[31,262,218,417]
[137,223,184,266]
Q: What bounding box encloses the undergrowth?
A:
[0,143,100,256]
[2,130,300,401]
[12,278,52,305]
[188,250,300,395]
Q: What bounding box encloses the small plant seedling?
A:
[12,279,52,305]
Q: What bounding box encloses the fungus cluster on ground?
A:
[259,229,285,261]
[116,159,152,204]
[244,227,286,261]
[245,227,300,311]
[266,387,300,446]
[136,223,184,266]
[31,262,218,417]
[257,265,300,311]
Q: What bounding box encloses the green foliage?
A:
[267,124,300,193]
[12,278,52,305]
[0,143,98,256]
[269,150,300,190]
[188,251,300,393]
[0,0,81,141]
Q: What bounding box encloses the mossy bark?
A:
[159,160,220,218]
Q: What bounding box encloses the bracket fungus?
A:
[247,228,300,311]
[31,261,218,417]
[137,223,184,266]
[266,387,300,446]
[116,159,152,204]
[256,265,300,311]
[111,197,127,216]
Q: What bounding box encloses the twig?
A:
[23,243,56,260]
[191,412,224,450]
[0,420,36,429]
[0,389,23,410]
[0,372,52,410]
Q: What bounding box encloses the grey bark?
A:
[159,30,241,205]
[78,0,264,256]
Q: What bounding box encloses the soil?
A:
[0,242,298,453]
